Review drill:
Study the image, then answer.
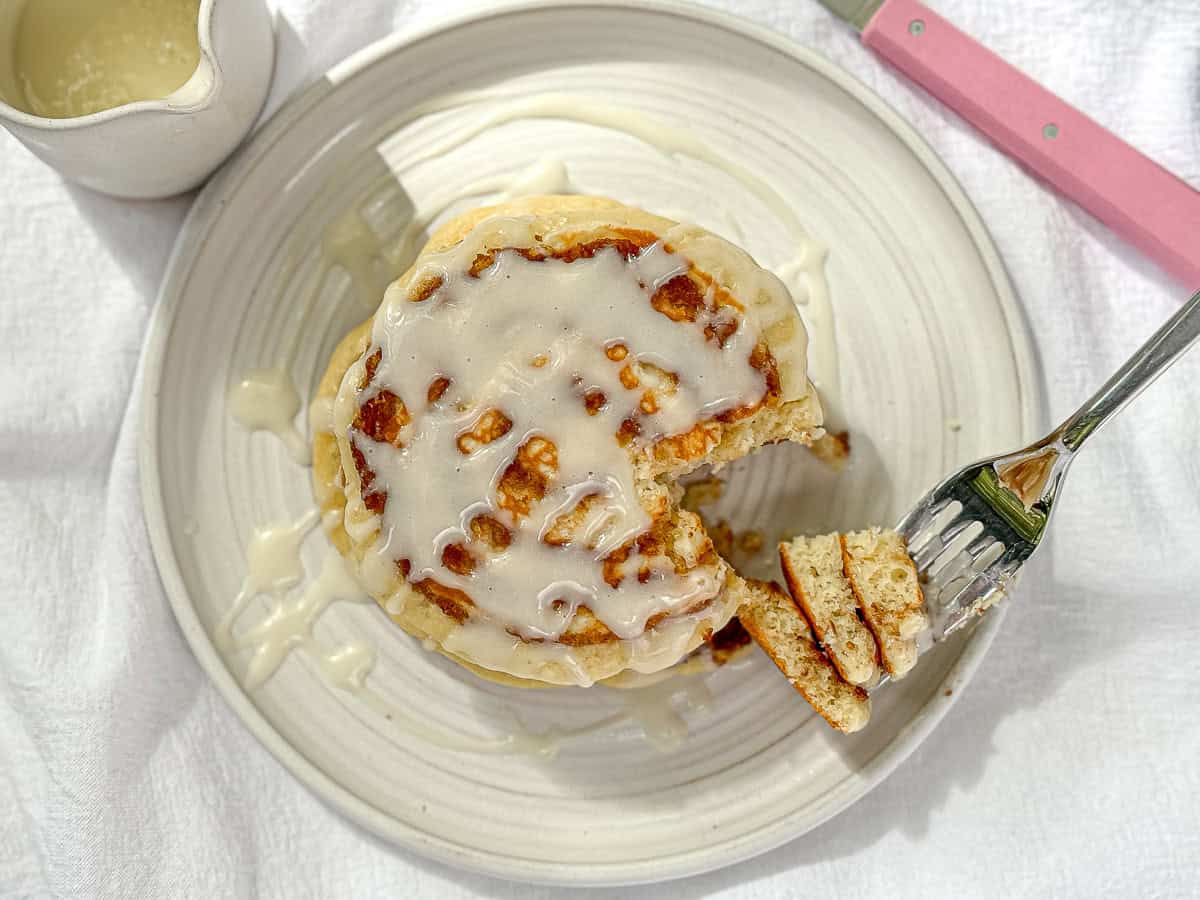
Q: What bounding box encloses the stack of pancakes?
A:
[313,195,819,685]
[312,194,926,732]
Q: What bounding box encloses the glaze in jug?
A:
[0,0,274,198]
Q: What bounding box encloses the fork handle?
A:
[1058,290,1200,451]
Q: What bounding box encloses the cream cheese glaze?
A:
[344,240,747,639]
[228,368,309,464]
[331,206,811,685]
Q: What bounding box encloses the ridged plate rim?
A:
[139,0,1042,886]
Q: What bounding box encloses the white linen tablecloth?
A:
[1,1,1197,896]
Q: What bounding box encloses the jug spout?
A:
[165,49,219,113]
[0,0,275,198]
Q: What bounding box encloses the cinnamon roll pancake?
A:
[312,195,823,687]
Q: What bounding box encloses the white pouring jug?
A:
[0,0,275,198]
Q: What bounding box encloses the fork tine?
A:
[926,520,984,579]
[913,511,970,570]
[928,546,977,590]
[900,497,959,548]
[937,573,999,635]
[912,533,946,571]
[895,500,936,537]
[934,542,1026,634]
[966,534,999,557]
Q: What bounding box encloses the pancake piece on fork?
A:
[736,578,870,733]
[779,533,881,686]
[840,528,927,679]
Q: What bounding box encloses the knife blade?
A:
[817,0,1200,289]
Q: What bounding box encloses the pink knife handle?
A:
[863,0,1200,288]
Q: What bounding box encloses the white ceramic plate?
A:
[141,0,1040,886]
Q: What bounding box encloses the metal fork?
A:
[898,289,1200,645]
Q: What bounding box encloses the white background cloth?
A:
[2,1,1198,897]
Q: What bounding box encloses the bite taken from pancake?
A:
[312,195,824,688]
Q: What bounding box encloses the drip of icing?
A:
[219,548,364,691]
[683,677,714,712]
[308,396,335,435]
[500,155,571,197]
[320,507,343,531]
[611,673,715,752]
[777,244,841,424]
[625,614,713,675]
[216,509,321,652]
[322,206,397,309]
[244,509,320,594]
[228,368,309,464]
[269,202,398,374]
[315,641,375,691]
